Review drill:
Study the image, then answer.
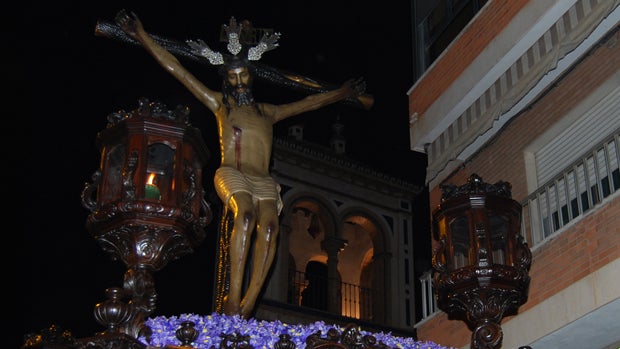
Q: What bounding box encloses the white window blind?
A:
[535,86,620,186]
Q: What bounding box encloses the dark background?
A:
[16,2,430,347]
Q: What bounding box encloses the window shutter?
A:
[536,87,620,186]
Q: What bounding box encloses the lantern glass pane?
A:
[102,144,126,203]
[489,212,509,265]
[145,143,175,200]
[449,215,470,269]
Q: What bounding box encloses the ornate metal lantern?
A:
[81,97,212,339]
[432,174,532,349]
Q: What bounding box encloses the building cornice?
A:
[408,0,620,187]
[272,137,422,199]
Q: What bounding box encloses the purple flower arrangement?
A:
[140,312,456,349]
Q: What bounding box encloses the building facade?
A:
[251,123,423,335]
[409,0,620,348]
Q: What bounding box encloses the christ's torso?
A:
[216,103,273,176]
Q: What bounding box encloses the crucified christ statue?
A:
[107,9,372,318]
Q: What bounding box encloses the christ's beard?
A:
[231,87,254,106]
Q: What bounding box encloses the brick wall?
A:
[408,0,528,119]
[418,21,620,349]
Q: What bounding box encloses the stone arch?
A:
[337,207,393,323]
[281,192,338,274]
[281,190,339,239]
[268,190,340,307]
[268,189,395,322]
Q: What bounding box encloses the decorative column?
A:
[371,251,392,325]
[321,236,348,314]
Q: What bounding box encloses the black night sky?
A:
[15,2,430,347]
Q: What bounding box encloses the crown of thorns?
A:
[186,17,281,65]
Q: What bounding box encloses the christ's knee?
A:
[234,210,255,233]
[258,220,278,242]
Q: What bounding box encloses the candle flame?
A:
[147,173,156,185]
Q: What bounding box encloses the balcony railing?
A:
[287,269,374,321]
[418,270,439,320]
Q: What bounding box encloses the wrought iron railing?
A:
[288,269,374,321]
[418,270,439,319]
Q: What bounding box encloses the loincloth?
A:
[214,166,283,214]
